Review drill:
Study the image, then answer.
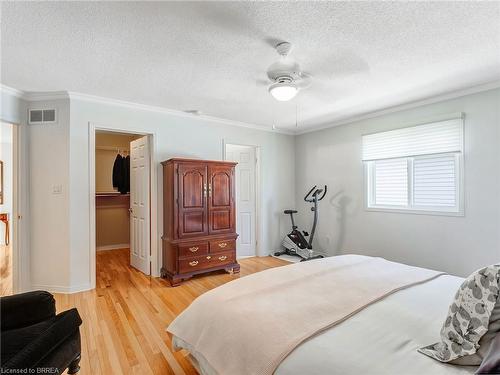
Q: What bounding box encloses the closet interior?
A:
[95,131,141,252]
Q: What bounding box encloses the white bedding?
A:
[173,273,478,375]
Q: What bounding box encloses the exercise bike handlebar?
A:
[304,185,317,201]
[317,185,327,201]
[304,185,328,202]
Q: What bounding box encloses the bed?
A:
[168,255,478,375]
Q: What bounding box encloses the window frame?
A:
[365,152,464,217]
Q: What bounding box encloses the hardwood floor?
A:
[0,243,12,296]
[55,249,288,375]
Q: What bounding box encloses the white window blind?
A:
[373,158,408,206]
[364,116,464,215]
[362,118,463,161]
[413,154,457,208]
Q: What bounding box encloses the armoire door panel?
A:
[210,210,231,231]
[211,172,231,206]
[208,165,235,235]
[178,163,208,238]
[183,211,206,234]
[182,170,204,208]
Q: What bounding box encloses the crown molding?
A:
[0,84,26,99]
[67,91,293,135]
[0,85,70,101]
[4,80,499,136]
[0,84,291,134]
[295,80,500,135]
[24,91,69,101]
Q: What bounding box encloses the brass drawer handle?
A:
[206,256,211,260]
[218,242,227,248]
[189,246,199,252]
[218,256,227,261]
[189,260,199,266]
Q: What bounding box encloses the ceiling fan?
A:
[264,41,312,102]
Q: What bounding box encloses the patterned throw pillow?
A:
[418,265,500,362]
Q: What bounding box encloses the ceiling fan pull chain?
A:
[296,101,298,128]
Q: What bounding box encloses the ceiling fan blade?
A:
[194,3,259,36]
[192,3,282,50]
[298,80,339,104]
[264,38,288,49]
[308,49,370,79]
[256,79,269,87]
[266,57,300,80]
[296,72,313,89]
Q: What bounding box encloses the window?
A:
[363,117,464,215]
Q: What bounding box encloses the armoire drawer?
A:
[178,254,211,274]
[208,251,235,267]
[178,242,209,258]
[178,251,236,274]
[209,239,236,253]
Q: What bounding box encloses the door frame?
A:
[0,120,27,294]
[222,140,261,258]
[89,123,158,289]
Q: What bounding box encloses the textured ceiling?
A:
[2,2,500,132]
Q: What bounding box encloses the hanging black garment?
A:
[112,154,123,189]
[119,155,130,194]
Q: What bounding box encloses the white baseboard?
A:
[271,254,301,263]
[96,243,130,251]
[236,255,256,260]
[31,283,92,294]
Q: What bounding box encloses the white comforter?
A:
[278,274,475,375]
[173,272,477,375]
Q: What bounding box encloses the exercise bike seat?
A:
[284,210,298,214]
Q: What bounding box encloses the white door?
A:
[225,144,256,257]
[130,136,150,275]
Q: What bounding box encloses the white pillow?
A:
[418,265,500,363]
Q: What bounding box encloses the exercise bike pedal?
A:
[300,254,325,262]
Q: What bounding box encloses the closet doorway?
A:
[0,122,17,295]
[94,130,152,277]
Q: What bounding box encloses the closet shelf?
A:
[95,146,129,153]
[96,192,130,197]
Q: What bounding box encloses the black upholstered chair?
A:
[0,291,82,374]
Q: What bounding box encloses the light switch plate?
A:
[52,184,62,194]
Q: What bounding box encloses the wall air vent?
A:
[28,109,57,124]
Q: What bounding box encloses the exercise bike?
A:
[274,185,327,261]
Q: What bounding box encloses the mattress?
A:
[173,274,478,375]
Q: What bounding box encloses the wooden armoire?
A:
[161,158,239,286]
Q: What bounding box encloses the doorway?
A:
[0,122,17,295]
[93,129,152,281]
[225,143,258,258]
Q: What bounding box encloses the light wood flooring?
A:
[0,243,12,296]
[54,249,288,375]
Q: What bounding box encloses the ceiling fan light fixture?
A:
[268,81,298,101]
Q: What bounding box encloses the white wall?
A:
[295,88,500,277]
[29,99,72,290]
[1,89,24,125]
[65,99,295,290]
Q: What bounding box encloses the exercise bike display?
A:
[275,185,327,261]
